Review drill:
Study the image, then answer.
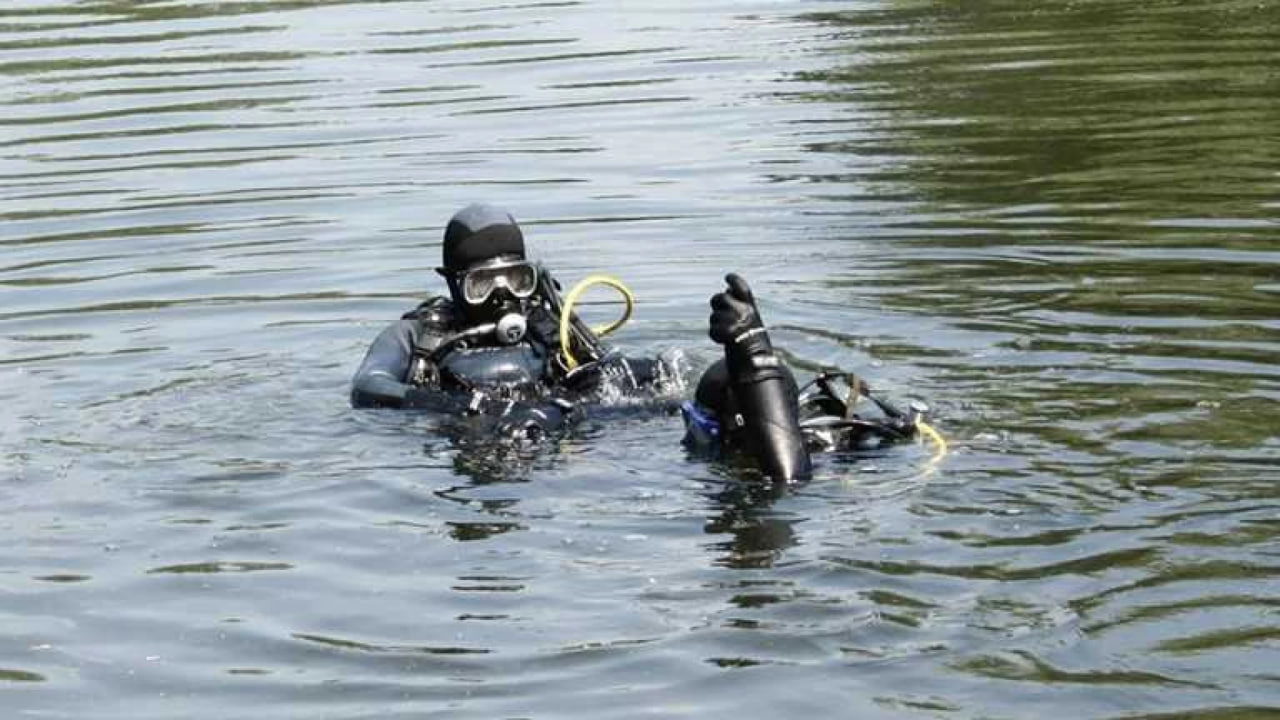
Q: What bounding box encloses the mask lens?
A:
[462,262,537,304]
[504,263,537,297]
[462,271,496,304]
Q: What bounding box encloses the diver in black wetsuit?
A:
[350,203,673,440]
[351,204,923,479]
[680,273,925,484]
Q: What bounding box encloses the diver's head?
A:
[438,204,538,334]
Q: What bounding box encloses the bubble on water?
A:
[590,348,689,409]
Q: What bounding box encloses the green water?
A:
[2,1,1277,718]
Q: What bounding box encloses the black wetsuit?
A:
[351,296,670,439]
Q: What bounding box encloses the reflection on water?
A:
[3,0,1278,718]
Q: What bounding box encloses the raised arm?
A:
[709,274,812,483]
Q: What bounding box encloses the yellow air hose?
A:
[558,274,635,370]
[862,417,947,489]
[915,418,949,471]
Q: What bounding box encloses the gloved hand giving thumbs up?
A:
[709,273,774,371]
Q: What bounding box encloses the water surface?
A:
[3,1,1278,718]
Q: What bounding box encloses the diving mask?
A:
[460,259,538,305]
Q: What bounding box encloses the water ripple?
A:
[3,1,1278,718]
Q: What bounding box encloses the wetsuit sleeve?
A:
[725,353,811,482]
[350,320,464,411]
[710,274,812,483]
[350,320,415,408]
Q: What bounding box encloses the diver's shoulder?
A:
[401,295,459,329]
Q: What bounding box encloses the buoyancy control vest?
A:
[402,296,561,400]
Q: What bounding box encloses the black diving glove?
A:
[710,273,776,377]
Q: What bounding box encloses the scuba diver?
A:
[681,273,929,483]
[350,203,674,440]
[351,203,934,482]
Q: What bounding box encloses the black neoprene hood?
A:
[442,203,526,273]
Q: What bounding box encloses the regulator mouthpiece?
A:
[495,312,527,345]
